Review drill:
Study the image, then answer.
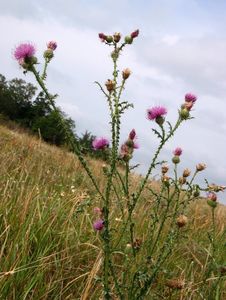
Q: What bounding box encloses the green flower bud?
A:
[207,200,217,208]
[172,156,180,164]
[44,49,54,60]
[106,35,113,43]
[155,116,165,125]
[124,36,133,44]
[180,108,190,120]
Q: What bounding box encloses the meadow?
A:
[0,124,225,299]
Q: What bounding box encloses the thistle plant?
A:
[13,32,226,299]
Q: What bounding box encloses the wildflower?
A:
[105,79,115,92]
[14,43,36,61]
[172,156,180,164]
[185,93,197,103]
[47,41,57,51]
[161,165,169,174]
[43,49,54,60]
[207,192,217,202]
[131,29,139,38]
[196,163,206,172]
[122,68,131,80]
[173,147,182,156]
[184,101,194,111]
[106,36,113,43]
[92,137,109,150]
[183,168,191,178]
[93,219,104,231]
[98,33,107,42]
[93,207,102,215]
[176,215,188,227]
[113,32,121,43]
[147,106,167,125]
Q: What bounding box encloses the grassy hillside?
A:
[0,125,225,299]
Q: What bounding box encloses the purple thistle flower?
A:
[131,29,139,38]
[93,219,104,231]
[92,137,109,150]
[147,106,167,121]
[185,93,197,103]
[173,147,182,156]
[47,41,57,50]
[133,142,139,149]
[14,43,36,61]
[207,192,217,202]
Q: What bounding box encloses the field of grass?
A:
[0,124,225,299]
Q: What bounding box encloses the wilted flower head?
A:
[122,68,131,80]
[14,43,36,61]
[113,32,121,43]
[92,137,109,150]
[162,165,169,174]
[173,147,182,156]
[147,106,167,121]
[47,41,57,50]
[105,79,115,92]
[93,219,104,231]
[183,168,191,178]
[131,29,139,38]
[176,215,188,227]
[196,163,206,172]
[185,93,197,103]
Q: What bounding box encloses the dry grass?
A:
[0,125,225,299]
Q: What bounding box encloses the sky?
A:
[1,0,226,203]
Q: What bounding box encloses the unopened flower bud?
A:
[180,108,190,120]
[179,177,186,185]
[105,79,115,92]
[183,168,191,178]
[207,199,217,208]
[129,129,136,140]
[124,36,133,44]
[131,29,139,38]
[196,163,206,172]
[162,175,170,187]
[106,35,113,43]
[176,215,188,227]
[122,68,131,80]
[113,32,121,43]
[43,49,54,60]
[99,33,107,42]
[162,165,169,174]
[172,156,180,164]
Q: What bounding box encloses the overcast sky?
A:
[1,0,226,203]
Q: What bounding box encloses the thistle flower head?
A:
[176,215,188,227]
[113,32,121,43]
[93,219,104,231]
[122,68,131,80]
[92,137,109,150]
[183,168,191,178]
[147,106,167,121]
[173,147,182,156]
[207,192,217,202]
[161,165,169,174]
[185,93,197,103]
[14,43,36,61]
[196,163,206,172]
[47,41,57,50]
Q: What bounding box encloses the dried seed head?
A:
[183,168,191,177]
[105,79,115,92]
[196,163,206,172]
[176,215,188,227]
[113,32,121,43]
[161,164,169,174]
[122,68,131,80]
[179,177,186,185]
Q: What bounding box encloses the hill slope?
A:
[0,125,225,299]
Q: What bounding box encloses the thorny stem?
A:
[30,66,105,202]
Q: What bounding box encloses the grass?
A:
[0,124,225,299]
